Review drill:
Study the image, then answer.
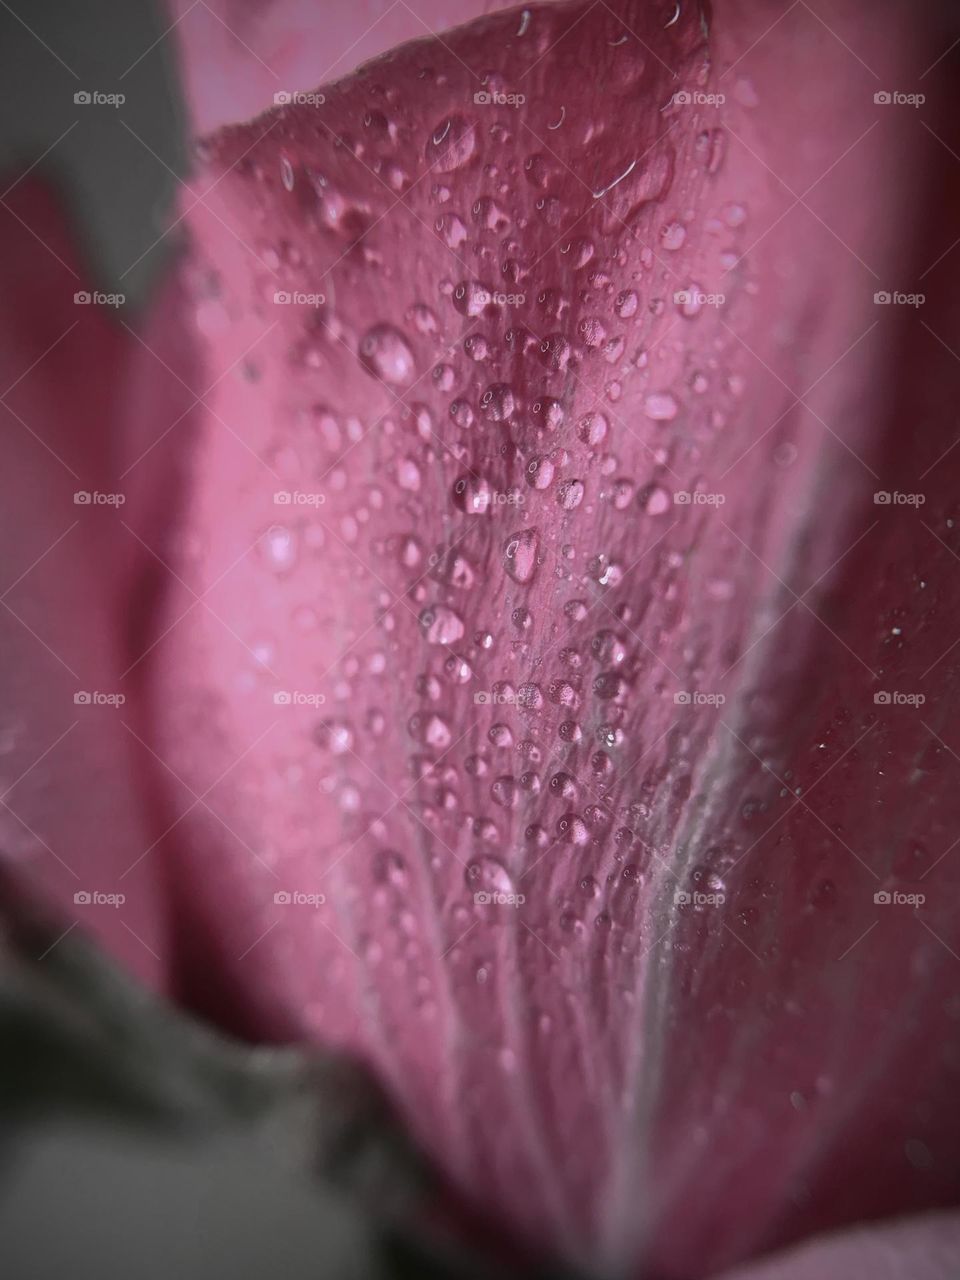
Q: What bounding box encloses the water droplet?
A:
[426,116,477,172]
[314,719,354,755]
[644,392,678,421]
[677,284,705,319]
[640,483,672,514]
[503,528,540,583]
[465,857,514,895]
[557,479,585,510]
[578,411,609,446]
[491,775,518,808]
[480,383,515,422]
[453,473,492,514]
[259,524,299,575]
[615,289,639,318]
[660,221,686,251]
[420,604,465,645]
[358,324,416,385]
[454,280,494,317]
[396,456,421,490]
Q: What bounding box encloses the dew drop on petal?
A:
[426,116,477,172]
[644,391,678,421]
[420,604,465,645]
[503,528,541,583]
[358,324,416,385]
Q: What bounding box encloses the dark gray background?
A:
[0,0,185,305]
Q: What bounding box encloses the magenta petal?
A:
[151,1,960,1274]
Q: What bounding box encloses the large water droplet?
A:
[358,324,416,385]
[420,604,465,645]
[644,391,678,421]
[466,857,515,895]
[426,116,477,172]
[504,528,540,584]
[259,524,299,575]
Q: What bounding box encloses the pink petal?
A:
[149,0,960,1273]
[169,0,553,136]
[0,179,198,985]
[717,1212,960,1280]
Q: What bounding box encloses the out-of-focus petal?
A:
[716,1213,960,1280]
[0,179,197,985]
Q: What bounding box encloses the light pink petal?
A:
[718,1212,960,1280]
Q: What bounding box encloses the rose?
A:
[2,1,959,1277]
